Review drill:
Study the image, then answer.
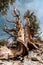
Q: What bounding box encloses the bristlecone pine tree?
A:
[0,8,39,59]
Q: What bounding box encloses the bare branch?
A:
[13,7,20,17]
[4,28,16,32]
[3,26,17,37]
[6,17,16,23]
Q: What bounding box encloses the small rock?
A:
[13,61,22,65]
[31,56,41,61]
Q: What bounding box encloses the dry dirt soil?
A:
[0,42,43,65]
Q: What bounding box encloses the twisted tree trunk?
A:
[0,8,39,59]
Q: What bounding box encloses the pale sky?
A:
[14,0,43,37]
[0,0,43,39]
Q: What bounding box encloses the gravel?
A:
[0,42,43,65]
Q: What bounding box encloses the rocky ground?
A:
[0,42,43,65]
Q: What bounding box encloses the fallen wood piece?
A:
[0,41,28,59]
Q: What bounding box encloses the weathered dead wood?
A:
[27,33,39,50]
[24,17,39,50]
[0,41,28,59]
[9,41,28,57]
